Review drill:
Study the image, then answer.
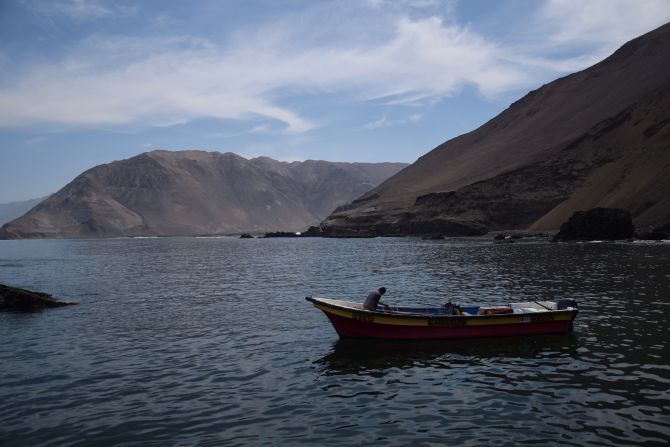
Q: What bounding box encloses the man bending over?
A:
[363,287,388,311]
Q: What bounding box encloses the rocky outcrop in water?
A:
[552,208,635,241]
[0,284,76,311]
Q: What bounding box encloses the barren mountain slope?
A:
[322,22,670,234]
[0,151,406,239]
[407,83,670,232]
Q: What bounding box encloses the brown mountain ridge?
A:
[0,151,407,239]
[320,22,670,236]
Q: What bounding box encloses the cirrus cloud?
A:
[0,15,527,133]
[1,0,669,134]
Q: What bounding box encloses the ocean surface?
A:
[1,236,669,446]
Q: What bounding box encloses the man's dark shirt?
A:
[364,290,382,310]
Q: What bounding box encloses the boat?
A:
[305,296,578,340]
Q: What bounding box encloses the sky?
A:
[1,0,670,203]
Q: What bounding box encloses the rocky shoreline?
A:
[264,207,669,242]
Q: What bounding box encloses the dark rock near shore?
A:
[312,215,487,238]
[494,232,544,242]
[263,231,300,238]
[636,222,670,240]
[493,233,514,243]
[301,226,324,237]
[637,228,668,240]
[423,235,445,240]
[0,284,76,311]
[239,233,254,239]
[552,208,635,241]
[318,227,378,238]
[396,215,489,237]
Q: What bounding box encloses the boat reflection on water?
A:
[316,333,580,376]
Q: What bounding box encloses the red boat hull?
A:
[325,311,573,340]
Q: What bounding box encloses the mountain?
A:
[0,196,48,226]
[320,22,670,236]
[0,151,407,239]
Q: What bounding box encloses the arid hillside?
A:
[321,22,670,236]
[0,150,407,239]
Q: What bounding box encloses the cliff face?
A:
[0,151,407,239]
[321,22,670,235]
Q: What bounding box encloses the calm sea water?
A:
[0,237,669,446]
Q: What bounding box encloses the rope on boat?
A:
[533,300,551,310]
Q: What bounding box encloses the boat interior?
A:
[315,298,571,316]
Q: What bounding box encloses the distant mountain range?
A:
[321,22,670,236]
[0,151,407,239]
[0,197,48,226]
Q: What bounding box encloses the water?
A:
[0,237,669,446]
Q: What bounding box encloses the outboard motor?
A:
[557,298,578,310]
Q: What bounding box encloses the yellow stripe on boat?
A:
[312,301,573,327]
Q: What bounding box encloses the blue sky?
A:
[1,0,670,203]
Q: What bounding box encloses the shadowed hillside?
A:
[321,22,670,236]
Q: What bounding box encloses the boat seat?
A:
[513,307,543,314]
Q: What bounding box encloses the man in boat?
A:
[443,299,462,315]
[443,299,455,315]
[363,287,388,311]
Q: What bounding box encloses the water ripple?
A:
[0,238,668,446]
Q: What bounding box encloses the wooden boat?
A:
[305,296,578,340]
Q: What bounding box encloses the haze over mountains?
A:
[0,197,47,226]
[321,22,670,236]
[0,151,406,239]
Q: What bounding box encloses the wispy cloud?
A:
[364,113,422,129]
[250,124,278,134]
[537,0,670,48]
[24,0,135,21]
[364,116,392,129]
[1,1,669,134]
[25,136,46,145]
[367,0,447,10]
[0,16,524,132]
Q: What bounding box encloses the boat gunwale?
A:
[305,296,577,321]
